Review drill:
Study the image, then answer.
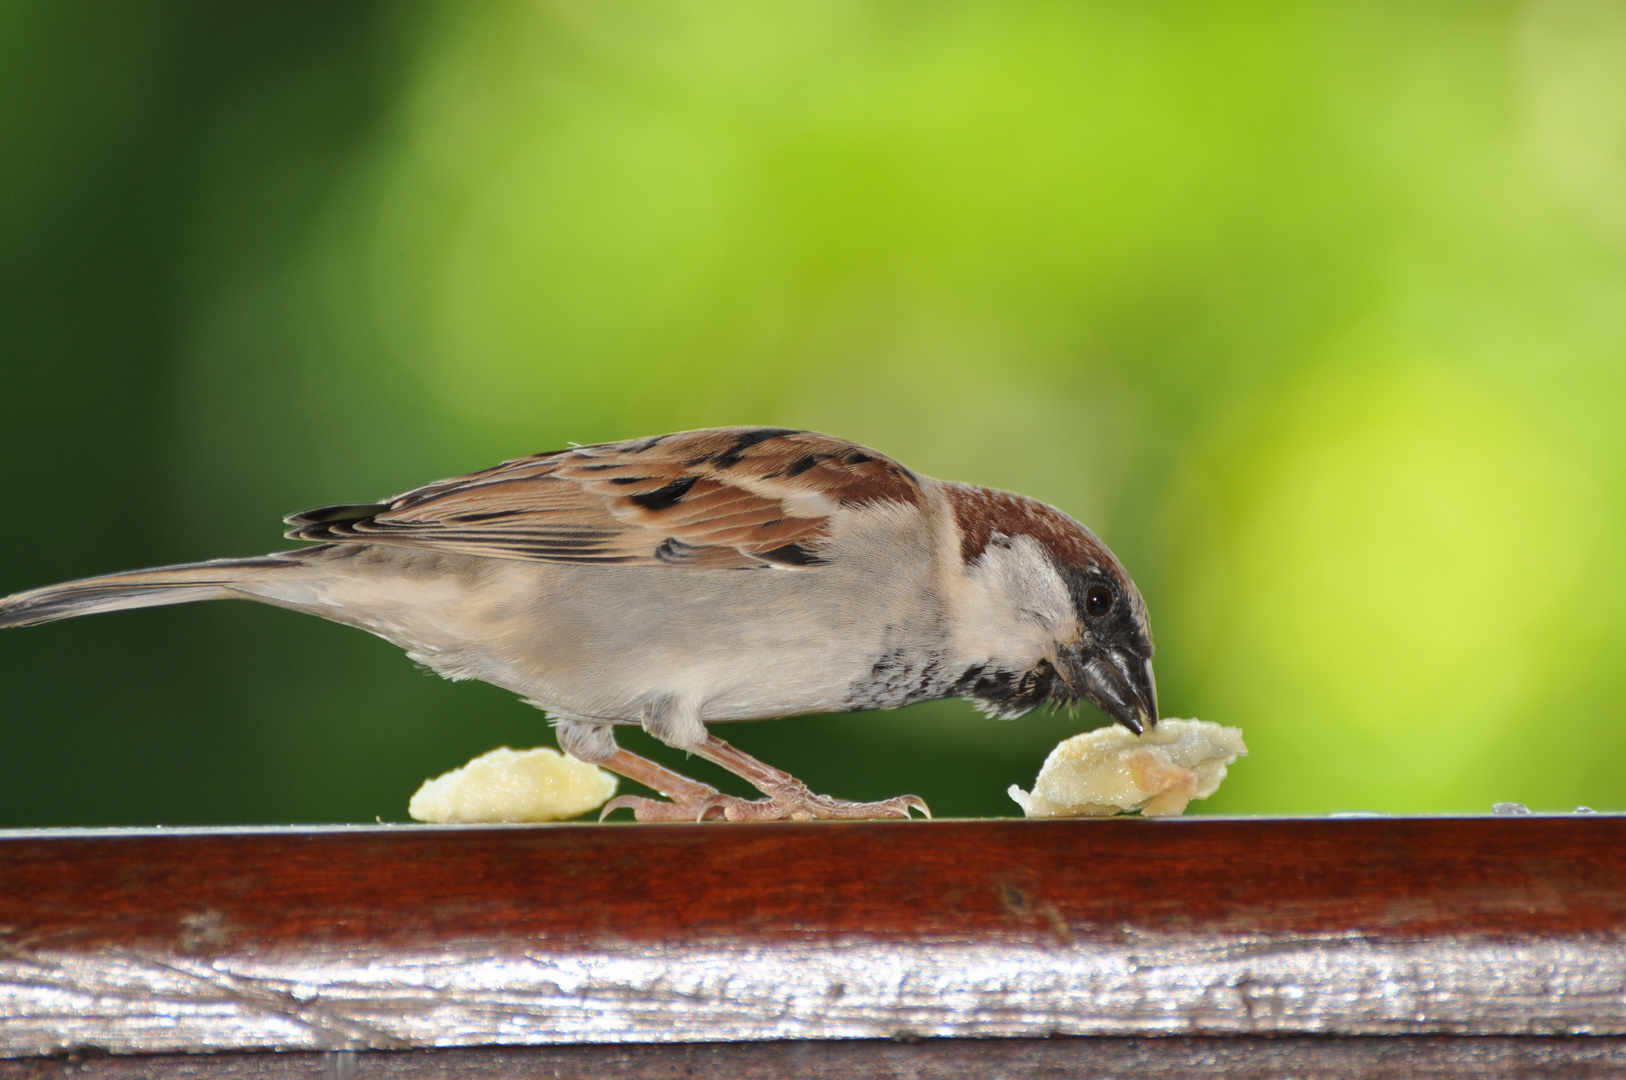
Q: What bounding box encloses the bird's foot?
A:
[600,791,726,822]
[601,785,929,822]
[592,735,930,822]
[710,787,931,821]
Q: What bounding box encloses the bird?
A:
[0,427,1157,822]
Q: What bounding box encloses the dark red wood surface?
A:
[9,1037,1626,1080]
[0,816,1617,953]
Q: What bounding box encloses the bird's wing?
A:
[284,428,923,568]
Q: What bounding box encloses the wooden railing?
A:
[3,816,1624,1077]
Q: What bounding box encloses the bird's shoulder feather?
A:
[284,427,923,569]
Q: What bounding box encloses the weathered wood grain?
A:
[1,816,1621,1056]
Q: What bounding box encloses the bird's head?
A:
[945,484,1157,732]
[1048,554,1158,734]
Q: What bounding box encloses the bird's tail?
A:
[0,555,301,629]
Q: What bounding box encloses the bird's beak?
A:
[1075,649,1158,735]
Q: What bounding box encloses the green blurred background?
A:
[2,0,1623,825]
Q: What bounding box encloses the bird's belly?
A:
[438,559,940,723]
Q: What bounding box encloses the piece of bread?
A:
[1008,718,1246,818]
[409,746,617,823]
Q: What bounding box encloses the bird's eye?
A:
[1085,586,1113,618]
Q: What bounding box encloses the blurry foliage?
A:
[1,0,1624,824]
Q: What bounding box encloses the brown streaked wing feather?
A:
[283,428,923,568]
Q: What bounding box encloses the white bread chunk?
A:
[409,746,617,823]
[1009,718,1246,818]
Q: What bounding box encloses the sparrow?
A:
[0,427,1157,822]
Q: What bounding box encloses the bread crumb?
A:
[1009,718,1246,818]
[409,746,617,823]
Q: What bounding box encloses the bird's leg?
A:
[576,710,929,823]
[556,718,728,822]
[684,734,930,822]
[595,748,735,822]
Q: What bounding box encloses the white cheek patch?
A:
[976,535,1074,628]
[948,534,1076,667]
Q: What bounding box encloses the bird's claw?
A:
[899,794,932,819]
